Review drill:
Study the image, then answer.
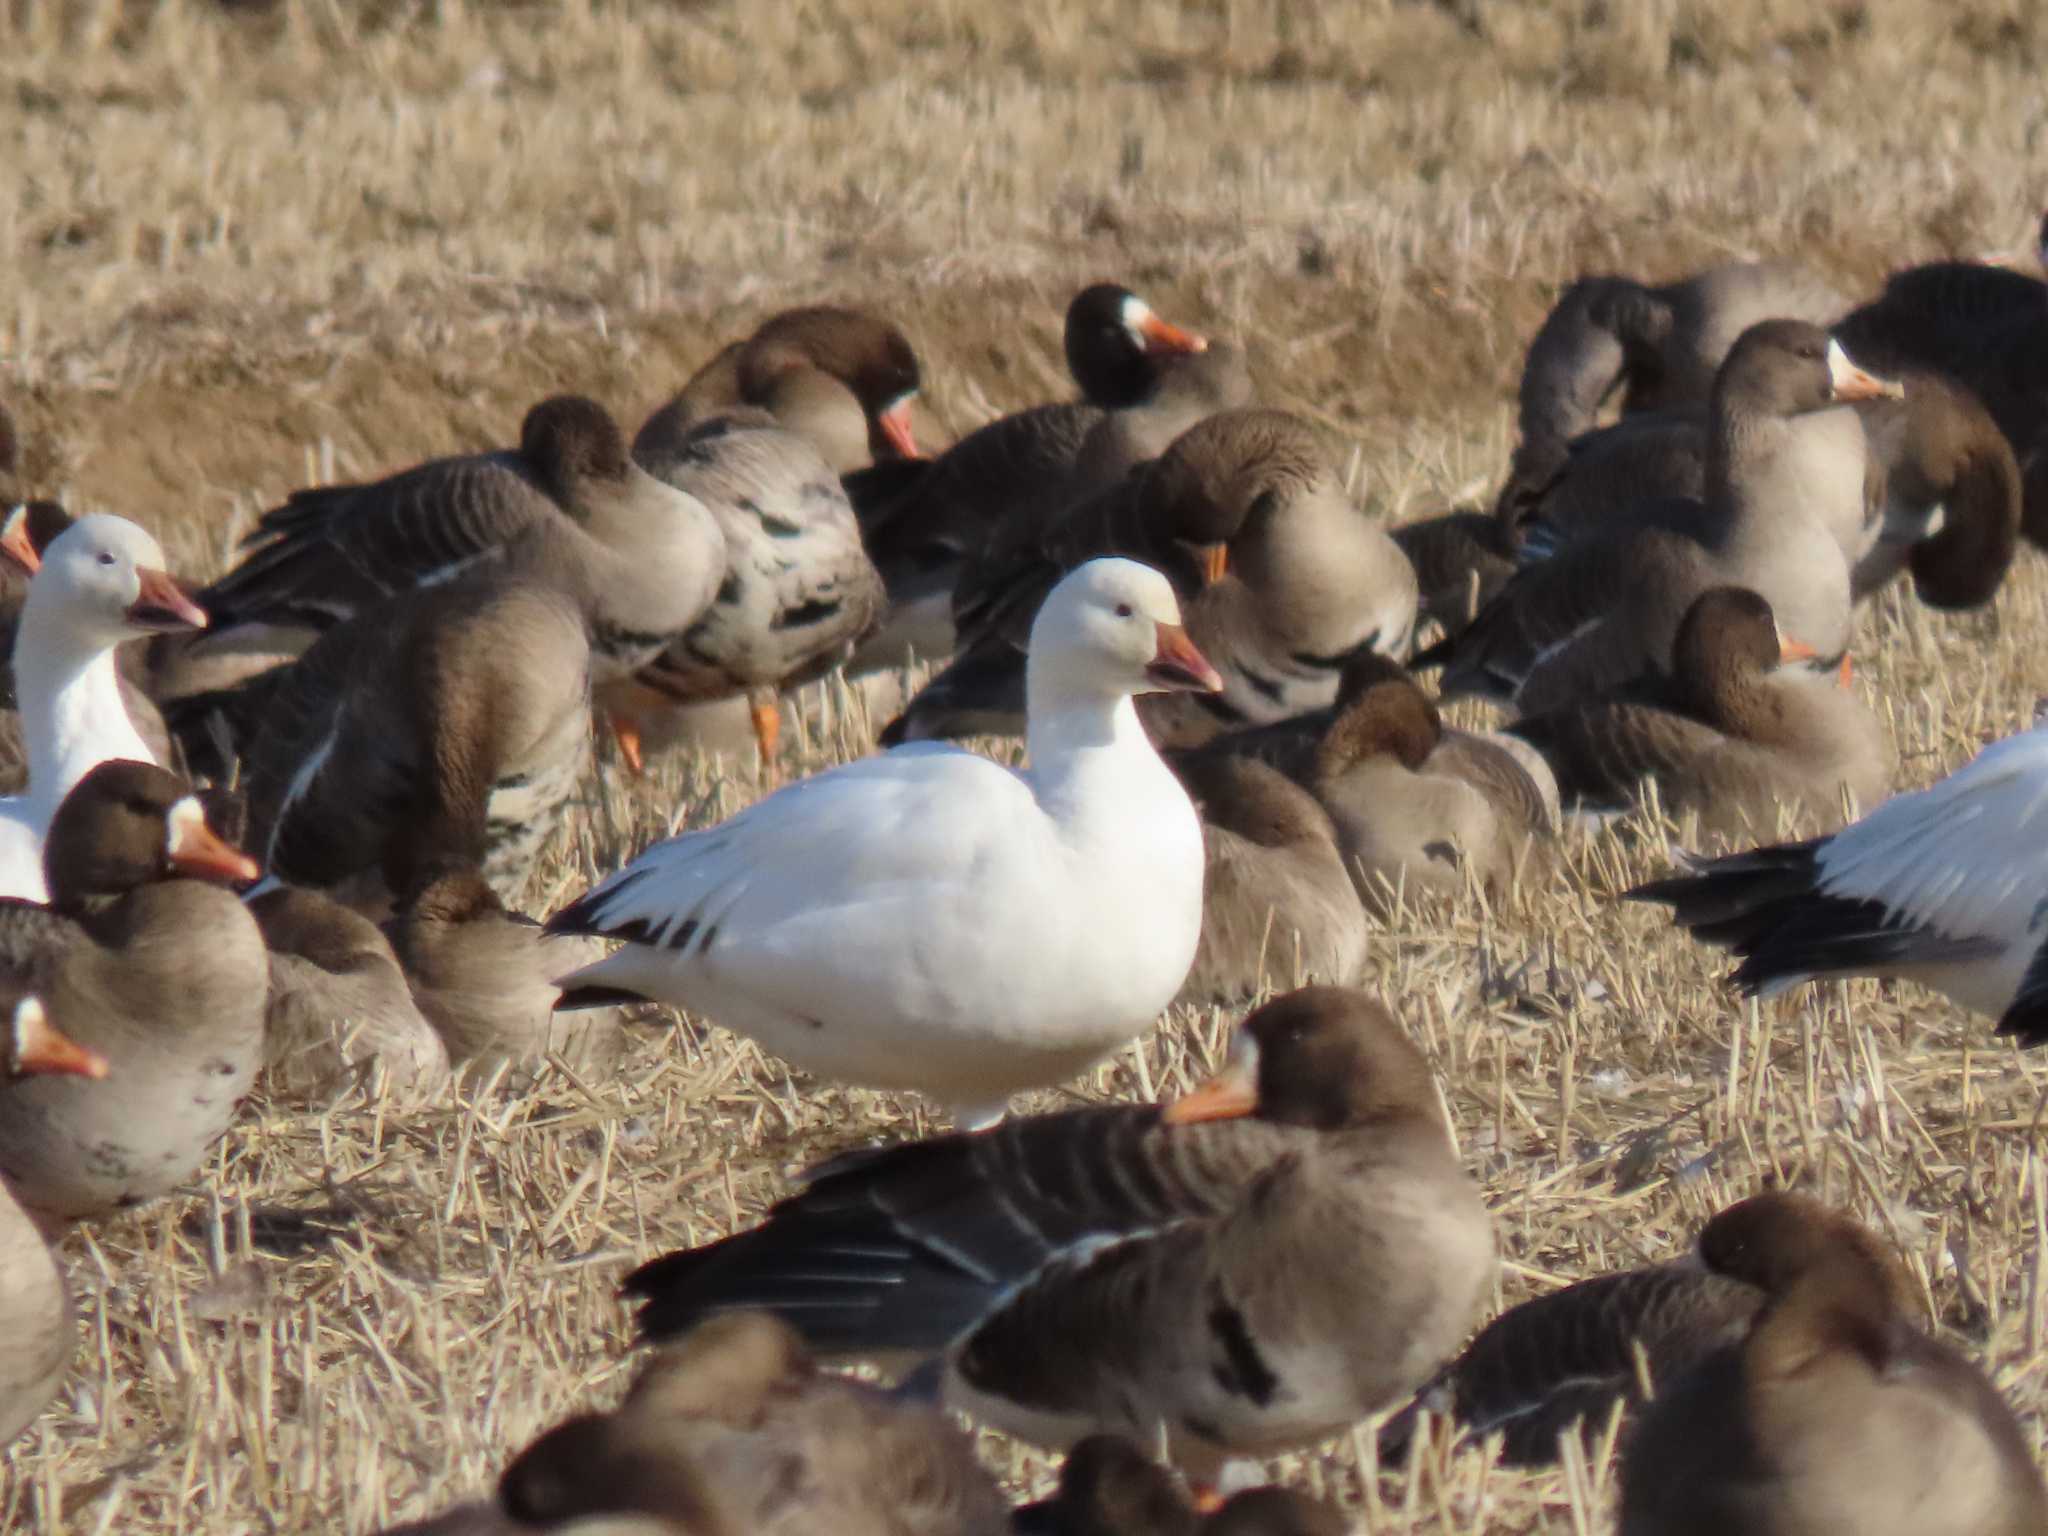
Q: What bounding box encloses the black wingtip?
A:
[877,714,910,749]
[554,984,647,1013]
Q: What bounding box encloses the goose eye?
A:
[96,552,116,567]
[1115,603,1134,618]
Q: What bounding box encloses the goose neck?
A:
[17,622,144,806]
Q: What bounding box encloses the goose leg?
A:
[749,688,782,779]
[607,712,647,777]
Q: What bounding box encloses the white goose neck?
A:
[16,610,151,808]
[1025,665,1165,820]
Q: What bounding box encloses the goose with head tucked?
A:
[1619,1192,2048,1536]
[547,558,1221,1127]
[1011,1434,1347,1536]
[622,987,1495,1493]
[0,760,266,1227]
[0,514,207,902]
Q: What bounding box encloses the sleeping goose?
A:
[1417,322,1899,713]
[546,558,1220,1128]
[195,396,726,689]
[494,1312,1007,1536]
[622,986,1495,1493]
[1619,1192,2048,1536]
[608,407,886,771]
[1011,1435,1347,1535]
[1627,711,2048,1041]
[0,514,208,901]
[665,306,925,473]
[1507,587,1892,839]
[0,760,267,1227]
[0,991,105,1446]
[887,410,1416,748]
[845,283,1235,671]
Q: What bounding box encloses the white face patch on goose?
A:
[166,795,207,857]
[1119,294,1156,350]
[6,996,45,1071]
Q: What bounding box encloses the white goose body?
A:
[550,558,1220,1124]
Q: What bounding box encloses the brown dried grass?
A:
[3,0,2048,1530]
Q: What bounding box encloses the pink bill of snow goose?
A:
[546,558,1221,1128]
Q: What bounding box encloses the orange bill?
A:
[1145,622,1225,694]
[1778,636,1819,664]
[874,396,922,461]
[0,506,40,575]
[128,566,210,632]
[1201,542,1230,587]
[11,998,108,1080]
[1137,310,1208,356]
[169,807,262,884]
[1825,340,1903,403]
[1161,1056,1258,1125]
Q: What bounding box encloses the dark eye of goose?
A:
[1115,603,1134,618]
[96,551,116,566]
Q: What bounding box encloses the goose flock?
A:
[2,215,2048,1536]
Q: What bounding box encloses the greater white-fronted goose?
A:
[197,395,726,688]
[887,410,1417,748]
[1627,712,2048,1041]
[0,990,105,1446]
[0,761,266,1227]
[622,987,1495,1490]
[492,1312,1007,1536]
[1507,587,1892,839]
[1498,261,1848,522]
[844,283,1237,672]
[1417,322,1899,712]
[1618,1192,2048,1536]
[611,406,886,770]
[386,866,627,1081]
[1167,753,1365,1004]
[547,560,1220,1128]
[0,514,207,901]
[172,575,593,912]
[665,307,925,473]
[250,884,451,1103]
[1011,1434,1347,1535]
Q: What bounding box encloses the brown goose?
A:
[609,406,886,770]
[196,396,726,689]
[845,284,1237,672]
[171,575,593,912]
[886,410,1417,747]
[1498,261,1848,522]
[665,307,925,474]
[251,884,451,1103]
[386,866,627,1081]
[1011,1434,1347,1535]
[1418,322,1899,712]
[1506,587,1892,839]
[0,991,104,1446]
[622,987,1494,1492]
[1167,753,1365,1005]
[0,760,267,1227]
[1619,1192,2048,1536]
[494,1312,1007,1536]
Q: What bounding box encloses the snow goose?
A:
[666,306,925,474]
[494,1313,1007,1536]
[621,987,1495,1490]
[1417,322,1899,713]
[887,410,1416,748]
[196,396,725,688]
[547,558,1220,1126]
[610,406,886,771]
[1508,587,1892,840]
[0,761,267,1227]
[1627,712,2048,1039]
[1011,1434,1347,1535]
[0,990,104,1446]
[0,514,207,901]
[1618,1192,2047,1536]
[844,283,1236,672]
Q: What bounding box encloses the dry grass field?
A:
[4,0,2048,1530]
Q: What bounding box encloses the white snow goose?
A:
[0,514,207,901]
[546,557,1222,1127]
[1629,715,2048,1041]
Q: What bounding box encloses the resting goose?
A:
[493,1312,1007,1536]
[610,406,886,770]
[387,866,627,1081]
[0,514,208,901]
[887,410,1416,748]
[0,991,104,1447]
[1619,1192,2048,1536]
[665,306,925,473]
[622,987,1495,1490]
[845,283,1233,671]
[1011,1435,1346,1535]
[197,396,726,688]
[250,885,451,1103]
[547,559,1220,1127]
[1417,322,1899,713]
[0,760,267,1227]
[1507,587,1892,839]
[1167,753,1366,1004]
[1627,713,2048,1041]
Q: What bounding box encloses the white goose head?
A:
[1027,557,1224,706]
[25,513,207,649]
